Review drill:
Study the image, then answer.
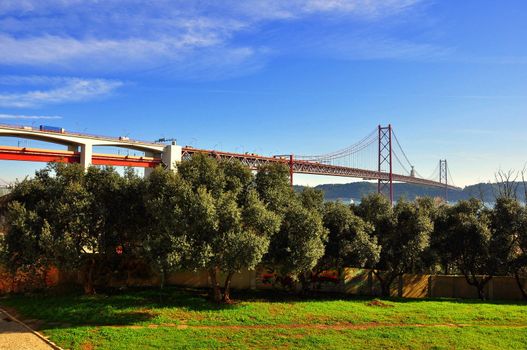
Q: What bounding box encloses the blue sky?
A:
[0,0,526,187]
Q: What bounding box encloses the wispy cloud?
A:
[0,114,62,120]
[309,34,451,61]
[230,0,423,20]
[0,0,429,76]
[0,77,123,108]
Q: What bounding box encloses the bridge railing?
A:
[0,123,159,146]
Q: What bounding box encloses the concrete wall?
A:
[1,265,526,301]
[340,269,526,300]
[0,266,60,293]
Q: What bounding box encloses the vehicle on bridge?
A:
[40,125,65,134]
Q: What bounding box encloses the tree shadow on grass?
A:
[369,293,527,306]
[0,287,237,329]
[1,286,525,330]
[227,288,527,306]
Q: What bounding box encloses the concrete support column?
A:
[80,144,93,170]
[144,151,155,177]
[162,142,182,172]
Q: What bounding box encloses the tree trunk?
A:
[160,266,166,290]
[222,272,235,303]
[373,270,396,297]
[83,257,96,295]
[514,272,527,300]
[209,267,222,303]
[298,272,312,295]
[463,272,491,300]
[380,281,391,297]
[477,283,486,300]
[39,267,48,290]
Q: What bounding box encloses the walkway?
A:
[0,309,53,350]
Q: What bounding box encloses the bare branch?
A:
[494,169,519,200]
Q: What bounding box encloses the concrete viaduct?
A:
[0,124,460,197]
[0,124,181,173]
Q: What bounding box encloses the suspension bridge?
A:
[0,123,460,203]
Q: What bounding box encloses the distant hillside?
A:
[294,182,527,203]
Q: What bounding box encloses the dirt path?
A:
[107,322,527,331]
[0,309,55,350]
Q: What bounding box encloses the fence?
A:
[1,266,526,301]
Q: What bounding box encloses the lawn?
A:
[1,288,526,349]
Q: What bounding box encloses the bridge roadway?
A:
[182,148,460,190]
[0,123,459,190]
[0,144,459,190]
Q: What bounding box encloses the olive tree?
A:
[490,196,527,300]
[3,164,98,292]
[177,155,280,303]
[266,199,327,291]
[427,202,456,274]
[83,166,148,289]
[356,194,432,297]
[319,201,380,274]
[490,197,522,274]
[143,167,190,289]
[2,163,148,294]
[413,197,447,274]
[514,208,527,299]
[255,166,328,291]
[447,199,493,299]
[255,163,294,214]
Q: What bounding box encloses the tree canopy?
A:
[2,160,527,301]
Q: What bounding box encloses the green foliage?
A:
[491,196,527,299]
[490,197,523,275]
[320,201,379,272]
[175,154,280,302]
[299,187,325,212]
[2,164,147,293]
[3,157,527,302]
[255,163,293,214]
[356,194,433,296]
[516,209,527,299]
[442,199,493,299]
[143,167,190,287]
[265,193,328,286]
[4,163,92,272]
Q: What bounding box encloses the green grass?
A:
[2,288,526,349]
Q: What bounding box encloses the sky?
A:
[0,0,526,187]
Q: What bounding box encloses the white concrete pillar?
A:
[80,144,93,169]
[162,142,182,171]
[144,151,155,177]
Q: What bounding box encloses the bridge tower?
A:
[289,154,294,187]
[377,124,393,204]
[439,159,448,201]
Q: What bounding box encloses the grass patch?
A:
[2,288,526,349]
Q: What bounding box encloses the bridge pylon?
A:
[377,124,393,204]
[439,159,448,201]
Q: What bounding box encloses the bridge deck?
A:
[0,145,460,190]
[182,147,460,190]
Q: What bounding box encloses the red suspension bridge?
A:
[0,123,459,203]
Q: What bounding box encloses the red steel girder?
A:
[0,146,161,168]
[0,145,460,190]
[181,147,460,190]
